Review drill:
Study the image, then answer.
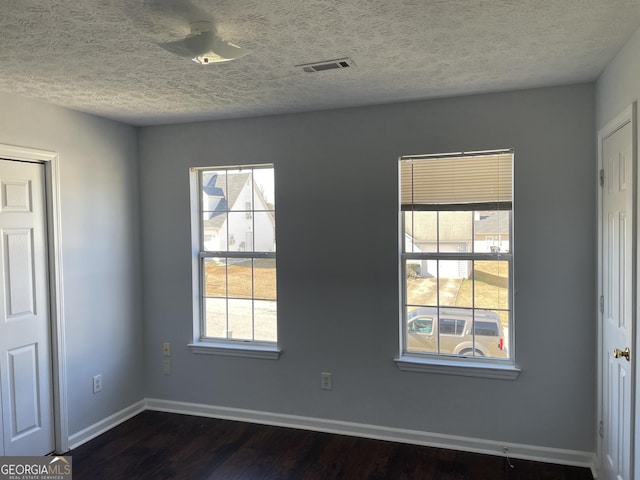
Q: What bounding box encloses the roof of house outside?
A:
[203,172,251,229]
[202,171,275,231]
[473,211,510,236]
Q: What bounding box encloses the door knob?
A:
[613,347,630,361]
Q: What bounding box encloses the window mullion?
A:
[225,258,230,339]
[200,257,206,341]
[251,259,255,341]
[251,170,256,341]
[471,211,476,355]
[201,251,275,259]
[436,211,441,354]
[404,252,511,262]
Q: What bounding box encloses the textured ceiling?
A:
[1,0,639,126]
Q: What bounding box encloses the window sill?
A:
[395,355,520,380]
[188,342,281,360]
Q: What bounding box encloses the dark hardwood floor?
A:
[69,410,593,479]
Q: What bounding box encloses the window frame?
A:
[188,164,280,359]
[395,150,520,379]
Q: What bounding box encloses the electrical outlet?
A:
[92,374,102,394]
[320,372,332,390]
[163,359,172,375]
[163,342,171,356]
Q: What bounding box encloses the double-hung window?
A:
[399,150,514,370]
[190,164,277,357]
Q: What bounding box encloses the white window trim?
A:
[188,341,280,359]
[394,355,520,379]
[189,166,280,359]
[398,150,518,378]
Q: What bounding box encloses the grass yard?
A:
[406,260,510,327]
[203,259,277,341]
[204,259,509,329]
[204,258,276,300]
[456,261,509,309]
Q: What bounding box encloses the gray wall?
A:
[139,84,596,451]
[0,93,143,435]
[595,21,640,466]
[596,25,640,129]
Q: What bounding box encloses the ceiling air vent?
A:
[297,58,355,73]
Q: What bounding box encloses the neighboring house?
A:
[405,210,509,279]
[473,211,510,254]
[202,172,275,253]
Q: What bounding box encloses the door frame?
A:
[0,143,68,453]
[596,102,637,478]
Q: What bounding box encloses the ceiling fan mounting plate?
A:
[189,21,211,34]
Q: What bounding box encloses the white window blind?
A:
[400,151,513,210]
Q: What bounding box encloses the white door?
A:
[0,159,54,455]
[601,119,634,480]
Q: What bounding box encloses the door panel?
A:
[4,229,36,317]
[8,344,40,437]
[601,120,634,480]
[0,159,54,456]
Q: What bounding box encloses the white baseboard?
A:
[68,400,146,450]
[145,398,596,473]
